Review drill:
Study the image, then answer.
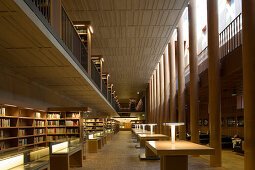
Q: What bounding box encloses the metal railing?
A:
[102,81,108,98]
[108,91,112,103]
[62,8,88,72]
[185,13,242,78]
[219,13,242,58]
[91,63,101,89]
[31,0,51,22]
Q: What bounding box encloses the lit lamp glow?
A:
[146,123,157,134]
[163,123,185,144]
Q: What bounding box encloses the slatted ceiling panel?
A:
[62,0,188,101]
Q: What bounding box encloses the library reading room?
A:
[0,0,254,170]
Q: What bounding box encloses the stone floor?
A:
[73,131,244,170]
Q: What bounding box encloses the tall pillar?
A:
[159,56,165,133]
[188,0,199,144]
[153,71,157,123]
[149,79,152,123]
[164,45,170,135]
[242,1,255,169]
[87,28,92,76]
[164,45,170,122]
[156,64,160,133]
[207,0,221,167]
[177,14,186,140]
[169,38,177,123]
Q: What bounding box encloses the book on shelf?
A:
[19,129,25,136]
[0,119,10,127]
[70,113,80,118]
[47,128,65,134]
[34,112,41,118]
[47,120,65,126]
[86,123,94,126]
[47,135,65,141]
[34,136,44,143]
[0,130,4,138]
[0,108,6,116]
[35,120,45,127]
[35,128,45,135]
[18,138,28,146]
[86,119,95,122]
[66,128,78,134]
[66,120,79,126]
[47,113,61,119]
[0,142,5,150]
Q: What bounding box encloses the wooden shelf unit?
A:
[85,118,105,133]
[0,104,47,153]
[0,105,85,154]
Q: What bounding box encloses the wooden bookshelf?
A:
[0,104,47,153]
[0,105,86,154]
[85,118,105,133]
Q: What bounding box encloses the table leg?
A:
[145,145,157,157]
[140,139,145,147]
[160,155,188,170]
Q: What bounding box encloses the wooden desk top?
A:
[138,134,169,140]
[146,141,214,156]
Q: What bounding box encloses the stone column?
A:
[156,64,160,133]
[207,0,221,167]
[153,71,157,123]
[149,79,152,123]
[164,45,170,122]
[177,14,186,140]
[188,0,199,144]
[242,1,255,169]
[159,56,165,133]
[169,37,177,123]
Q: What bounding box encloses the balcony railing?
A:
[185,13,242,78]
[108,91,112,103]
[31,0,51,22]
[102,81,108,98]
[91,62,101,89]
[62,8,88,72]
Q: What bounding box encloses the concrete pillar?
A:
[153,71,157,123]
[169,37,177,123]
[177,14,186,140]
[164,45,170,122]
[149,79,152,123]
[159,56,165,133]
[207,0,221,167]
[156,64,160,133]
[188,0,199,144]
[242,1,255,169]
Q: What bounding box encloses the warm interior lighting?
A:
[52,141,68,153]
[101,58,104,62]
[74,24,85,27]
[89,25,94,34]
[0,154,24,169]
[163,123,185,144]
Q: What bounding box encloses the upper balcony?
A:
[0,0,118,115]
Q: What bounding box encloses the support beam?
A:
[207,0,221,167]
[177,14,186,140]
[159,56,165,133]
[153,71,157,123]
[188,0,199,144]
[156,64,160,133]
[169,38,177,123]
[242,1,255,169]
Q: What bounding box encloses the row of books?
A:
[66,120,79,126]
[34,136,44,143]
[47,113,61,119]
[69,113,80,118]
[0,108,6,116]
[34,112,42,118]
[47,135,65,141]
[35,120,45,126]
[66,128,79,134]
[35,128,45,135]
[18,138,28,146]
[19,129,26,136]
[0,142,5,150]
[47,128,65,134]
[0,130,4,138]
[0,119,10,127]
[47,120,65,126]
[86,123,94,126]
